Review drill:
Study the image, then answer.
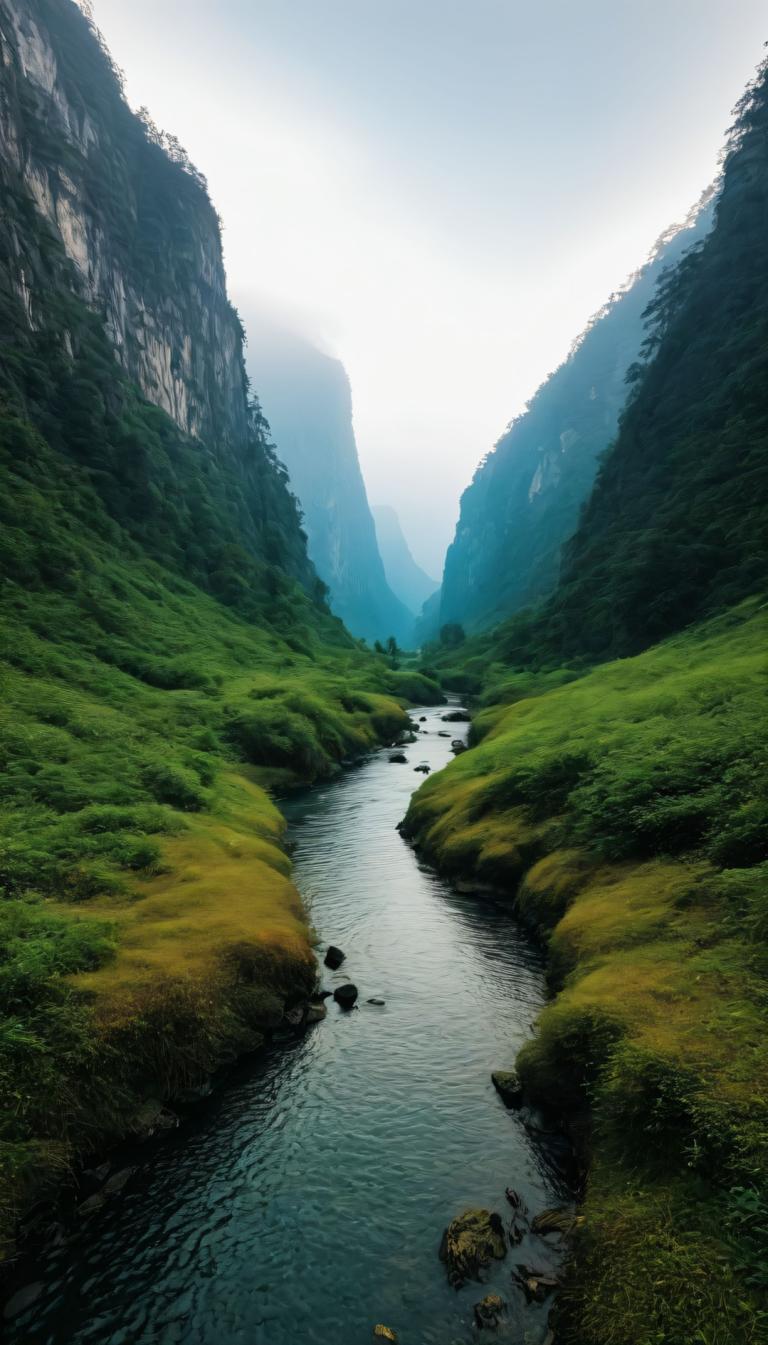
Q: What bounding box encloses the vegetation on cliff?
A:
[406,53,768,1345]
[404,603,768,1342]
[0,0,443,1259]
[438,201,712,635]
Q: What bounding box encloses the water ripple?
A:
[8,707,571,1345]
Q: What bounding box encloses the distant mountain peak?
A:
[372,505,439,615]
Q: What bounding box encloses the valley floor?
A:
[0,525,444,1261]
[404,601,768,1344]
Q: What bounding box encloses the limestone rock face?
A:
[0,0,249,448]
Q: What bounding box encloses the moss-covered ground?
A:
[0,502,443,1259]
[403,600,768,1344]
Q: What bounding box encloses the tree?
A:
[440,622,466,648]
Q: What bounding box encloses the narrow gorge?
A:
[0,4,767,1345]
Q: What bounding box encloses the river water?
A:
[7,706,571,1344]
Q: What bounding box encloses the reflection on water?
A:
[7,707,571,1345]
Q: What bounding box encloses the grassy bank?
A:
[0,491,445,1259]
[403,600,768,1344]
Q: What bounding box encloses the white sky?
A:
[92,0,766,574]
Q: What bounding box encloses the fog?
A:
[92,0,766,575]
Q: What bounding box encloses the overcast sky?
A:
[93,0,765,575]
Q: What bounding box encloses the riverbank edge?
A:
[1,706,434,1286]
[399,808,766,1342]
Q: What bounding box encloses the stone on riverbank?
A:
[474,1293,506,1328]
[333,984,358,1008]
[531,1207,580,1237]
[439,1208,507,1287]
[514,1263,559,1302]
[492,1070,524,1108]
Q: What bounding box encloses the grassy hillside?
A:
[0,419,441,1256]
[0,0,446,1257]
[403,602,768,1343]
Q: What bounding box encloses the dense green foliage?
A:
[438,204,713,635]
[407,61,768,1343]
[489,62,768,665]
[405,603,768,1342]
[0,0,441,1258]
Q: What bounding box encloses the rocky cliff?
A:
[244,320,413,644]
[0,0,316,604]
[0,0,249,446]
[372,504,438,615]
[439,201,714,633]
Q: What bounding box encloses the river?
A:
[7,705,572,1344]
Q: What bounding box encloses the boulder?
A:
[451,740,467,755]
[305,1000,328,1024]
[373,1328,398,1342]
[531,1207,579,1238]
[474,1294,506,1329]
[441,709,470,722]
[131,1098,179,1140]
[333,983,358,1009]
[389,753,408,764]
[505,1188,528,1244]
[439,1208,507,1287]
[367,997,386,1005]
[414,764,430,775]
[438,731,451,737]
[491,1070,524,1108]
[419,716,427,722]
[513,1263,559,1302]
[324,946,345,969]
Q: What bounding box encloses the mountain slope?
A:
[439,203,713,633]
[372,504,439,614]
[244,321,413,645]
[405,53,768,1345]
[0,0,440,1256]
[497,61,768,665]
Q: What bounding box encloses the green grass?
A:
[403,600,768,1344]
[0,454,435,1257]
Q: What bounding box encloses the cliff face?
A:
[0,0,247,447]
[372,505,438,615]
[0,0,317,606]
[439,203,714,633]
[244,320,413,644]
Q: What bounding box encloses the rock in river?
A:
[450,740,467,755]
[389,753,408,764]
[333,984,358,1009]
[441,709,470,722]
[324,946,345,969]
[474,1294,506,1328]
[439,1208,507,1287]
[491,1069,524,1108]
[414,764,430,774]
[513,1262,560,1302]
